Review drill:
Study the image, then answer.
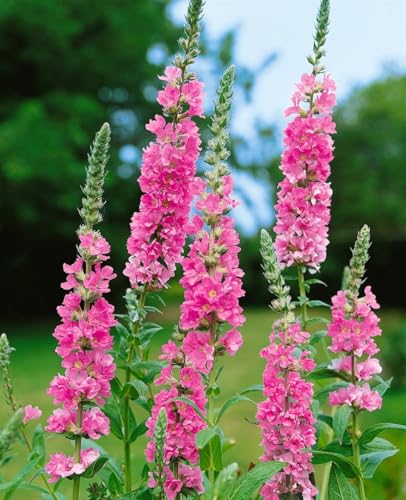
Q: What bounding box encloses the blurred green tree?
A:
[260,72,406,307]
[0,0,182,315]
[331,74,406,240]
[327,73,406,305]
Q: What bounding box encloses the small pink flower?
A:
[183,332,214,373]
[218,329,243,356]
[45,448,99,483]
[23,405,42,424]
[329,384,382,412]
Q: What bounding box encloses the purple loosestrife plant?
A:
[116,0,205,492]
[46,123,116,499]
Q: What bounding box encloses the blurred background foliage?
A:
[1,0,405,317]
[1,1,405,498]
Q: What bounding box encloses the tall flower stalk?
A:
[273,0,335,328]
[180,65,245,487]
[45,123,116,500]
[121,0,204,491]
[328,226,382,500]
[257,231,317,500]
[145,65,245,498]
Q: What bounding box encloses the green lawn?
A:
[1,308,406,499]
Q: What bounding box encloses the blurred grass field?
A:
[1,307,406,499]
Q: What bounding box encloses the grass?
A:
[1,307,406,499]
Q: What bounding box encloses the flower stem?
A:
[297,266,308,329]
[207,302,217,488]
[123,290,146,493]
[351,353,366,500]
[72,402,83,500]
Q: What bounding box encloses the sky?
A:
[167,1,406,233]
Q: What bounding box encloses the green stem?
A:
[207,310,217,488]
[297,266,308,329]
[351,409,366,500]
[72,402,83,500]
[123,291,146,493]
[351,354,366,500]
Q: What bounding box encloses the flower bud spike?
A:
[0,333,16,410]
[176,0,205,72]
[348,224,371,296]
[312,0,330,74]
[204,65,235,183]
[260,230,293,313]
[79,122,111,231]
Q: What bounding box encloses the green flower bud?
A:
[348,225,371,296]
[78,122,111,231]
[260,230,294,313]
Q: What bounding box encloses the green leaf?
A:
[239,384,264,395]
[108,470,123,496]
[328,464,359,499]
[212,462,239,499]
[172,397,207,423]
[228,461,286,500]
[197,429,222,472]
[319,440,353,457]
[121,380,148,400]
[372,377,393,396]
[110,377,123,399]
[307,299,330,308]
[103,399,124,440]
[30,424,46,466]
[196,427,218,449]
[361,449,398,478]
[308,368,350,382]
[114,322,130,339]
[309,330,328,345]
[129,421,148,443]
[0,455,40,493]
[305,278,328,287]
[215,394,255,424]
[359,422,406,447]
[312,450,361,478]
[306,316,330,326]
[318,414,333,428]
[129,361,163,383]
[314,382,349,403]
[361,437,396,454]
[81,456,109,478]
[333,405,353,444]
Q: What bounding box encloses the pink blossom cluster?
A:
[145,345,206,499]
[328,286,383,412]
[179,174,245,360]
[257,322,318,500]
[274,73,336,271]
[124,66,203,289]
[145,167,245,498]
[46,449,100,483]
[45,230,116,482]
